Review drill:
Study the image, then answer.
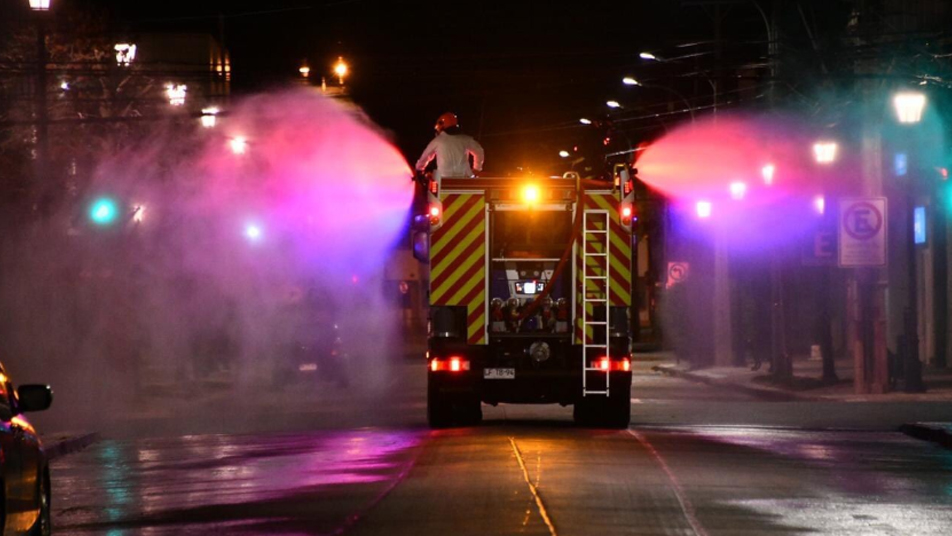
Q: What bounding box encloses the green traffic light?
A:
[90,198,119,225]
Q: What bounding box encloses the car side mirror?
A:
[17,385,53,413]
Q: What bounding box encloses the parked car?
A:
[0,362,53,535]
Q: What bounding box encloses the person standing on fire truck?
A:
[415,112,484,180]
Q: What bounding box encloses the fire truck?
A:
[411,169,636,428]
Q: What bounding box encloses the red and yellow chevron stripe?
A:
[430,193,487,345]
[575,192,633,344]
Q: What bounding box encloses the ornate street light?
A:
[894,92,926,124]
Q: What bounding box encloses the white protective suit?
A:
[415,131,485,180]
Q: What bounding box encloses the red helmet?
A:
[434,112,458,132]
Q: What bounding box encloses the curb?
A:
[899,423,952,450]
[652,364,816,402]
[44,432,100,462]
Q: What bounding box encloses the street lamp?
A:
[621,76,695,122]
[29,0,50,10]
[558,150,570,158]
[333,56,348,85]
[729,181,747,201]
[894,92,926,124]
[579,118,592,125]
[606,100,622,109]
[200,107,219,128]
[114,43,136,66]
[639,52,657,61]
[166,84,186,106]
[229,136,248,155]
[696,201,712,219]
[299,64,310,78]
[813,141,838,164]
[762,164,776,185]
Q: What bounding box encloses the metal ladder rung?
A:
[582,209,612,399]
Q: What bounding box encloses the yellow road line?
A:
[509,437,558,536]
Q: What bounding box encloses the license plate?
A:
[484,368,515,380]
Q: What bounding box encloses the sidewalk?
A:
[651,353,952,402]
[647,352,952,449]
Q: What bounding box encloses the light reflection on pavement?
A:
[53,430,424,535]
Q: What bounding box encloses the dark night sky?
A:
[69,0,776,170]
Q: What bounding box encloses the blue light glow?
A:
[895,153,908,177]
[89,198,118,225]
[914,206,926,245]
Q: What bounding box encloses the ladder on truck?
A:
[581,209,611,397]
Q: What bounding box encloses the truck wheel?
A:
[427,383,454,428]
[460,398,482,426]
[573,397,596,427]
[605,391,631,429]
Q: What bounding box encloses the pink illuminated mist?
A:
[637,114,832,249]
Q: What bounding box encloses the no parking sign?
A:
[839,197,887,267]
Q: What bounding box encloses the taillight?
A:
[429,179,439,194]
[591,357,631,372]
[623,180,633,195]
[429,205,441,225]
[430,356,471,372]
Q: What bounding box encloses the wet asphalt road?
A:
[50,362,952,535]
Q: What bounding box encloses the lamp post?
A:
[622,77,695,123]
[812,140,839,384]
[333,56,348,85]
[29,0,51,185]
[894,90,927,392]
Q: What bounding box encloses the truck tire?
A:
[605,390,631,429]
[427,383,454,428]
[460,397,483,426]
[573,397,597,427]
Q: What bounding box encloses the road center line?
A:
[509,437,558,536]
[627,430,708,536]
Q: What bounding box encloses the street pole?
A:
[903,191,926,391]
[35,15,49,185]
[933,184,948,369]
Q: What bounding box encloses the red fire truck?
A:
[411,169,636,428]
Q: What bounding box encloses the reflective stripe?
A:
[430,193,487,345]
